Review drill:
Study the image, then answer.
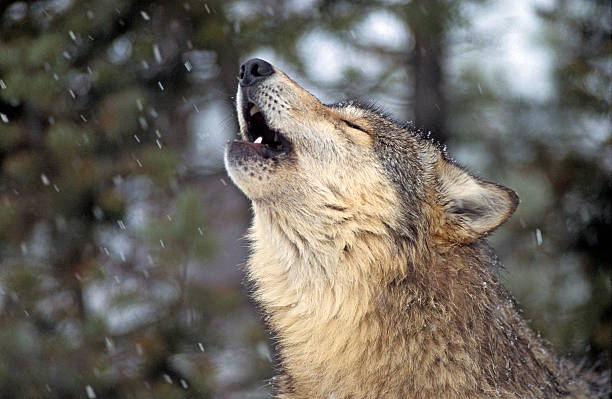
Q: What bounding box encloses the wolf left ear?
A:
[437,159,519,242]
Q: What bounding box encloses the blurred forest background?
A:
[0,0,609,398]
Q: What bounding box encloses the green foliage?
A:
[0,0,267,397]
[144,188,216,263]
[46,122,88,156]
[139,147,180,185]
[0,124,22,150]
[98,89,146,141]
[3,150,43,185]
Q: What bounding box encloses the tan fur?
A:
[224,60,610,398]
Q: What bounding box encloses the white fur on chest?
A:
[246,204,390,320]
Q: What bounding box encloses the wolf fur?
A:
[224,59,610,399]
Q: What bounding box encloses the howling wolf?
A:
[224,58,610,399]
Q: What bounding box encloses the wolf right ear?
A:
[437,159,519,242]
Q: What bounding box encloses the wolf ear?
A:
[437,159,519,242]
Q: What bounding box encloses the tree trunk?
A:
[413,32,446,143]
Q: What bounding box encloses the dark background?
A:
[0,0,609,398]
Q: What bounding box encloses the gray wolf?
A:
[224,58,610,399]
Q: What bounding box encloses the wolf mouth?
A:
[240,101,292,158]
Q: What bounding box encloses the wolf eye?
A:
[342,119,368,133]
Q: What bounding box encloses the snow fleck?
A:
[184,60,192,72]
[41,174,51,186]
[93,206,104,220]
[69,30,76,41]
[69,89,76,98]
[204,3,211,14]
[105,337,114,353]
[155,129,162,138]
[180,379,188,389]
[157,81,164,91]
[138,116,148,129]
[156,139,162,149]
[220,178,227,186]
[86,10,94,19]
[482,281,487,288]
[193,104,200,113]
[0,79,6,89]
[117,220,127,230]
[198,227,204,236]
[85,385,96,399]
[198,342,205,352]
[535,228,543,246]
[0,113,8,123]
[136,98,143,111]
[20,242,27,254]
[153,44,162,64]
[163,373,173,384]
[53,184,60,192]
[140,10,150,20]
[80,114,87,122]
[133,134,141,143]
[113,176,123,187]
[159,239,165,248]
[141,60,149,69]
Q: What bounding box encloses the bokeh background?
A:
[0,0,610,398]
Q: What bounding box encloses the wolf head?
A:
[225,59,518,245]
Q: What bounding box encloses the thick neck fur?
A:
[248,199,405,321]
[247,203,602,399]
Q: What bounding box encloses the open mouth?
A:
[242,102,292,158]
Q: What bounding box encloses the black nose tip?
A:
[239,58,274,87]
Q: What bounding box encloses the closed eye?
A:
[342,119,368,133]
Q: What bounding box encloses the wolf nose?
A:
[239,58,274,87]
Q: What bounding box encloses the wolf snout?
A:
[239,58,274,87]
